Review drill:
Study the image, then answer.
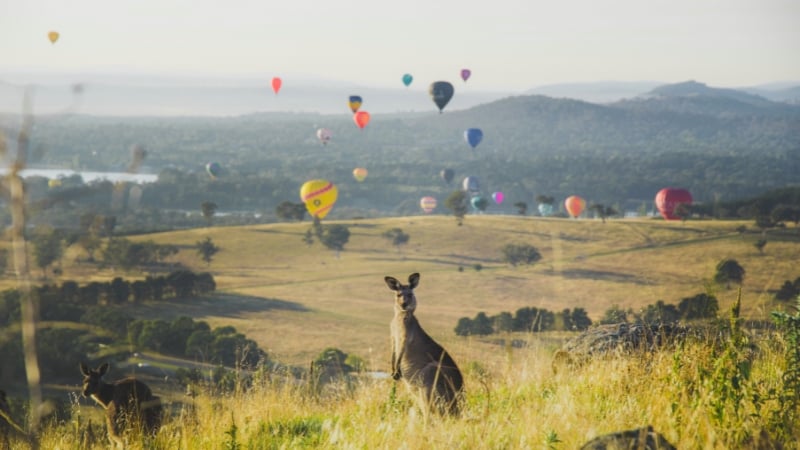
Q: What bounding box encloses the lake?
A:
[0,168,158,184]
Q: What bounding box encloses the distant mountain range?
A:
[1,71,798,116]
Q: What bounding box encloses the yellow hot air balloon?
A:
[353,167,368,182]
[300,179,338,219]
[48,178,62,188]
[48,31,59,44]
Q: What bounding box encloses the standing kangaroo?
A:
[80,362,162,448]
[386,273,464,416]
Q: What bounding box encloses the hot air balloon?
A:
[429,81,454,113]
[353,167,368,182]
[48,178,62,188]
[564,195,586,218]
[538,203,554,217]
[440,168,455,184]
[353,111,370,129]
[471,196,487,212]
[655,188,693,220]
[492,192,504,205]
[300,179,338,219]
[462,176,479,194]
[460,69,471,82]
[402,74,413,87]
[206,162,222,179]
[316,128,332,145]
[48,31,59,44]
[464,128,483,149]
[348,95,362,113]
[271,77,282,94]
[420,196,437,213]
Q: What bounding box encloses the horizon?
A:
[2,0,798,93]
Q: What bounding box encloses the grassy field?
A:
[5,215,800,449]
[87,215,799,368]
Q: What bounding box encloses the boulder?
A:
[579,426,676,450]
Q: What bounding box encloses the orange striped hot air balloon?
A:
[420,196,437,213]
[300,179,338,219]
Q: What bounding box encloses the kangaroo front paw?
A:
[391,371,401,380]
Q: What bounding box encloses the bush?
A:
[501,243,542,266]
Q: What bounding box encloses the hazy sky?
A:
[2,0,798,91]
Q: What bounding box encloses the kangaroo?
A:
[386,273,464,416]
[80,362,162,449]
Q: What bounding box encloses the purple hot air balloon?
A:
[460,69,471,82]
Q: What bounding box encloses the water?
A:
[0,168,158,184]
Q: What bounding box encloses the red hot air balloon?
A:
[271,77,282,94]
[353,111,370,129]
[655,188,693,220]
[564,195,586,218]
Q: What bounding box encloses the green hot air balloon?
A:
[429,81,454,113]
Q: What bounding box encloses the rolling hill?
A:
[62,215,798,367]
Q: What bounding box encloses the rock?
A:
[552,322,712,372]
[579,426,676,450]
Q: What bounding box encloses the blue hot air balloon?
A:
[402,73,413,87]
[464,128,483,149]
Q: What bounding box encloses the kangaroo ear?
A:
[408,273,420,289]
[98,363,110,376]
[385,276,401,291]
[80,362,89,376]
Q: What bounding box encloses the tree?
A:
[600,305,629,324]
[501,243,542,266]
[108,277,131,304]
[0,248,8,276]
[32,227,63,278]
[492,311,514,333]
[196,237,220,267]
[471,312,494,335]
[590,203,618,223]
[714,258,745,288]
[569,308,592,330]
[774,278,800,302]
[454,317,473,336]
[678,293,719,320]
[383,228,410,253]
[319,224,350,255]
[771,205,800,227]
[201,201,218,227]
[302,229,314,247]
[513,201,528,215]
[444,190,469,225]
[275,201,307,222]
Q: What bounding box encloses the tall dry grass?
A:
[34,328,797,450]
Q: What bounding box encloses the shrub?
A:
[501,243,542,266]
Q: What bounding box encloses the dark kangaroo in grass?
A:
[387,273,464,416]
[80,362,162,448]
